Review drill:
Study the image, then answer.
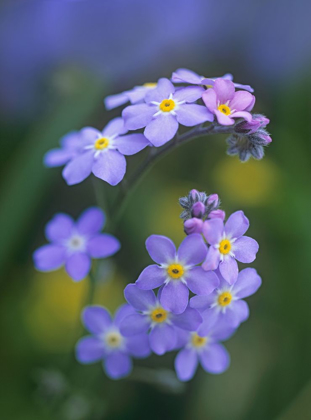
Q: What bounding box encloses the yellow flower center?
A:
[219,239,231,255]
[105,331,123,348]
[143,82,157,88]
[159,99,176,112]
[94,137,109,150]
[150,307,168,323]
[218,291,232,307]
[204,84,213,89]
[217,104,231,115]
[167,263,184,279]
[191,333,208,348]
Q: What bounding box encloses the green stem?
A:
[111,123,234,227]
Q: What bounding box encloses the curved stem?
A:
[111,123,234,226]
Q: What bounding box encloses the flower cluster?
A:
[34,69,268,385]
[71,190,261,381]
[44,68,272,188]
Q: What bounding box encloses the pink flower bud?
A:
[208,209,225,221]
[184,218,204,235]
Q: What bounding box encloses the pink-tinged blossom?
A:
[33,207,120,281]
[190,268,262,329]
[171,68,254,102]
[202,79,255,126]
[76,305,150,380]
[122,78,213,147]
[202,210,259,284]
[62,117,150,186]
[135,234,219,314]
[120,284,202,356]
[104,83,157,110]
[174,313,235,381]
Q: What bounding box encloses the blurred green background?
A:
[1,1,311,419]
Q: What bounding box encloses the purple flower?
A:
[122,78,213,147]
[104,83,157,110]
[136,234,219,314]
[190,268,262,329]
[44,131,83,168]
[76,304,150,380]
[202,79,255,126]
[120,284,202,355]
[171,68,254,101]
[33,207,120,281]
[62,117,150,186]
[174,313,234,381]
[202,210,259,284]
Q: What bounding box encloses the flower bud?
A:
[208,209,225,221]
[235,114,270,135]
[207,193,219,208]
[191,201,205,218]
[184,218,204,235]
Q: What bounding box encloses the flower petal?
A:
[190,294,216,311]
[199,344,230,374]
[219,257,238,285]
[65,252,91,281]
[202,88,217,111]
[126,334,151,358]
[113,304,136,327]
[75,337,105,364]
[171,68,203,84]
[122,103,156,130]
[230,111,253,122]
[175,104,214,127]
[87,233,120,259]
[160,281,189,315]
[173,86,205,102]
[33,244,66,271]
[214,110,235,125]
[171,307,202,331]
[186,268,219,295]
[203,218,224,245]
[44,148,74,167]
[213,79,235,103]
[102,117,127,137]
[92,150,126,186]
[149,324,177,355]
[145,78,175,103]
[45,213,74,242]
[136,265,166,290]
[177,233,207,265]
[175,348,198,381]
[228,300,250,326]
[146,235,176,264]
[104,92,129,110]
[233,236,259,263]
[77,207,105,235]
[104,352,132,379]
[62,150,94,185]
[144,114,178,147]
[233,268,262,298]
[124,283,157,311]
[119,313,150,336]
[230,91,254,111]
[202,246,220,271]
[225,210,249,239]
[114,133,150,156]
[82,306,112,334]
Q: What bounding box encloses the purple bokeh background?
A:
[1,0,311,119]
